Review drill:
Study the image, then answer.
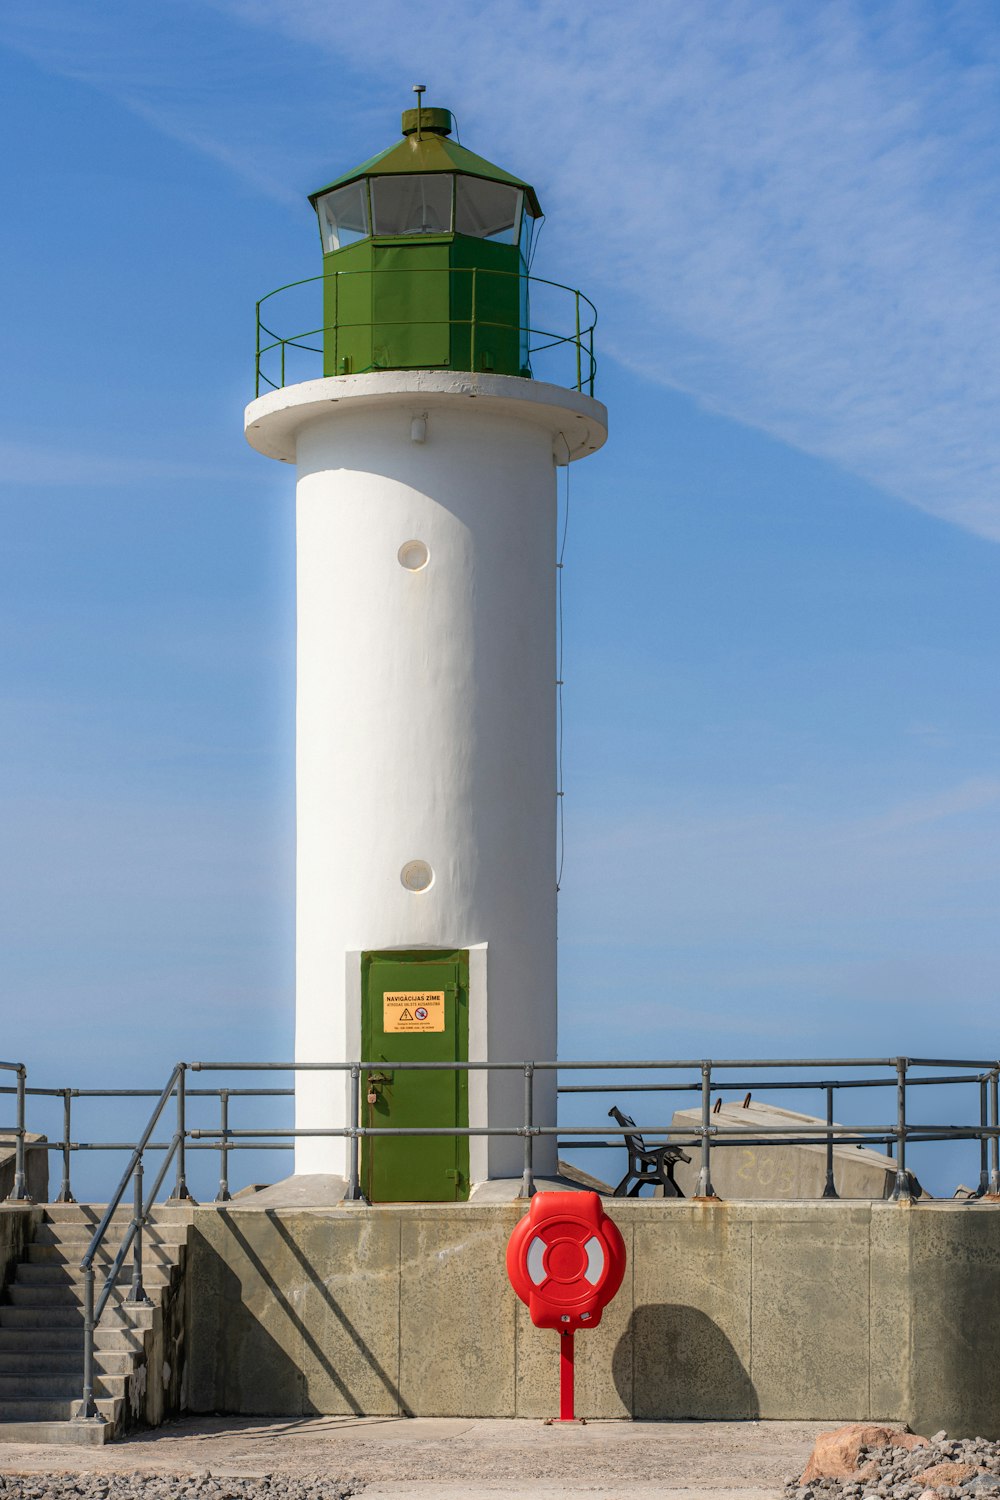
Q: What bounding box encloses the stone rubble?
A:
[787,1426,1000,1500]
[0,1475,359,1500]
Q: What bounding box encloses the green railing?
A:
[254,266,597,397]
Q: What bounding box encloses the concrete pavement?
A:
[0,1414,822,1496]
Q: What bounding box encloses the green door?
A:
[360,949,469,1203]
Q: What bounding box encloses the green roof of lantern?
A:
[308,113,543,218]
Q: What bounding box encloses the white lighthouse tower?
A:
[244,96,606,1200]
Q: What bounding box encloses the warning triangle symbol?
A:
[399,1008,414,1022]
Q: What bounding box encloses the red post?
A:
[559,1329,575,1421]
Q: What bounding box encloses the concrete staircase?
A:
[0,1203,192,1444]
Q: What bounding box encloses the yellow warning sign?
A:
[383,991,446,1033]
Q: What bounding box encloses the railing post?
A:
[281,339,286,389]
[822,1083,839,1198]
[695,1060,716,1198]
[127,1161,152,1306]
[7,1065,28,1202]
[343,1063,367,1203]
[519,1063,536,1199]
[215,1090,231,1202]
[79,1265,99,1420]
[990,1068,1000,1195]
[892,1057,912,1201]
[574,292,582,392]
[255,299,261,398]
[170,1065,193,1202]
[471,268,477,373]
[979,1076,990,1197]
[56,1089,75,1203]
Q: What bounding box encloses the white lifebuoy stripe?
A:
[524,1232,606,1287]
[583,1235,605,1285]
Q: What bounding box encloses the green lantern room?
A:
[307,93,543,379]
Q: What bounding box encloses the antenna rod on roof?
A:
[412,83,426,142]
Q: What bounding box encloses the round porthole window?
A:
[397,539,429,571]
[401,860,434,892]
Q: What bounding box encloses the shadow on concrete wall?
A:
[614,1304,759,1419]
[267,1214,404,1416]
[186,1227,308,1415]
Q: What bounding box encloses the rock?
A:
[916,1465,982,1488]
[802,1426,930,1484]
[931,1434,949,1445]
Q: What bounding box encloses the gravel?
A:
[0,1476,359,1500]
[784,1435,1000,1500]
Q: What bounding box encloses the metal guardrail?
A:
[254,267,598,397]
[3,1056,1000,1212]
[2,1054,999,1425]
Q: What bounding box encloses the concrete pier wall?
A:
[183,1200,1000,1437]
[0,1205,39,1300]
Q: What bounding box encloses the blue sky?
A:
[2,2,999,1196]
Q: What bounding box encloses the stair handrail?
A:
[77,1062,184,1422]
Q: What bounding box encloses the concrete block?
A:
[0,1136,49,1206]
[868,1203,911,1424]
[671,1103,895,1201]
[175,1198,1000,1435]
[296,1212,402,1416]
[871,1203,1000,1438]
[513,1213,633,1420]
[185,1212,306,1415]
[0,1206,40,1300]
[751,1203,870,1420]
[398,1208,517,1417]
[629,1202,755,1419]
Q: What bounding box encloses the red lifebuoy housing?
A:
[506,1190,626,1331]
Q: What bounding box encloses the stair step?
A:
[33,1223,186,1246]
[26,1242,183,1266]
[38,1219,133,1239]
[43,1204,193,1225]
[0,1350,134,1375]
[0,1327,146,1353]
[0,1397,120,1423]
[16,1262,172,1287]
[8,1282,164,1308]
[0,1304,154,1329]
[0,1418,114,1446]
[0,1373,127,1399]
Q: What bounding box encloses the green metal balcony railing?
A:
[254,266,597,397]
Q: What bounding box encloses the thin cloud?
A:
[223,0,1000,542]
[0,439,248,487]
[6,3,1000,537]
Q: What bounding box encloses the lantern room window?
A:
[371,174,454,235]
[455,177,522,243]
[316,181,369,253]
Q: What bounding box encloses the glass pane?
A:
[316,182,369,253]
[455,178,521,243]
[371,175,453,236]
[519,208,537,264]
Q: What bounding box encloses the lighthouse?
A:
[244,95,607,1201]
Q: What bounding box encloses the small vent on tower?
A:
[401,860,434,893]
[398,540,429,571]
